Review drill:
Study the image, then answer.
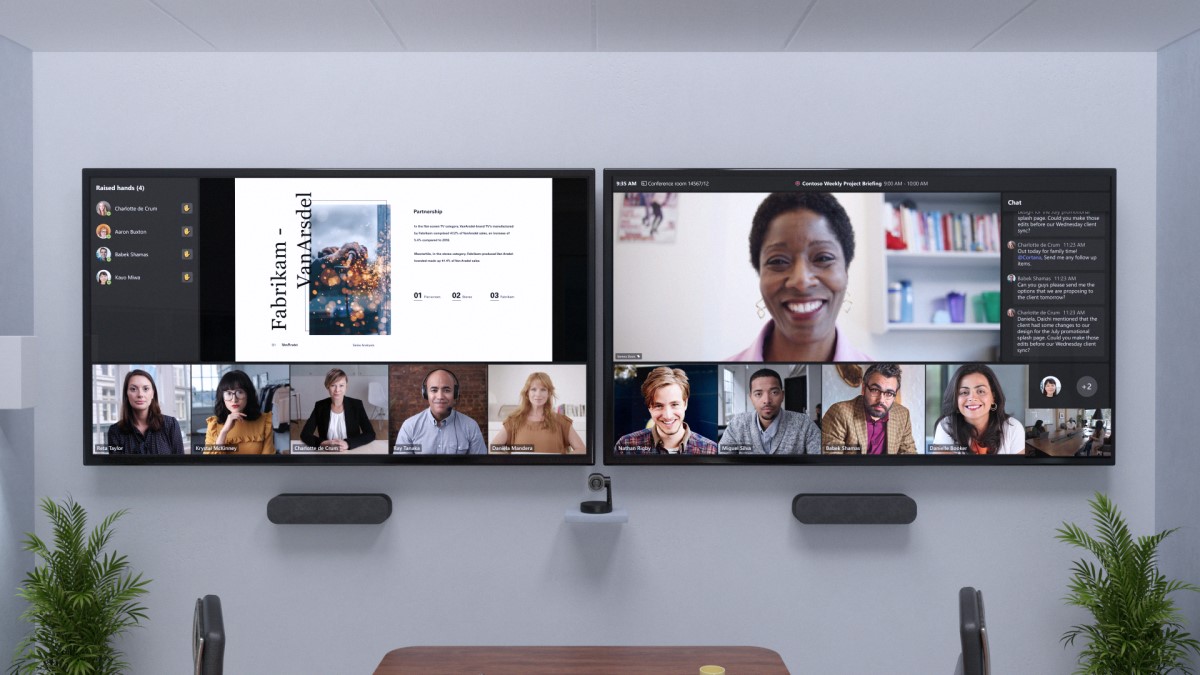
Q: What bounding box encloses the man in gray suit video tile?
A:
[720,368,820,455]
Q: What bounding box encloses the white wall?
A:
[1157,31,1200,639]
[0,35,34,664]
[31,52,1154,674]
[0,37,32,338]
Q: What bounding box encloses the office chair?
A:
[193,594,225,675]
[953,586,989,675]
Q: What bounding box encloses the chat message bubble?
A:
[1011,307,1107,359]
[1013,272,1106,306]
[1014,210,1108,237]
[1013,239,1106,271]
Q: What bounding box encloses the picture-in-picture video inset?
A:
[84,169,593,465]
[604,169,1114,465]
[613,190,1003,364]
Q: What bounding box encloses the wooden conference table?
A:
[373,645,790,674]
[1025,428,1106,457]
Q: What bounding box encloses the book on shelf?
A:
[886,206,999,253]
[556,403,586,418]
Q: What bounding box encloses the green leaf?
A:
[9,497,152,675]
[1058,492,1200,674]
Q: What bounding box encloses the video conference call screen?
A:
[604,169,1115,464]
[84,169,593,464]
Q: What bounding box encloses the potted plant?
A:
[1057,492,1200,674]
[10,497,151,675]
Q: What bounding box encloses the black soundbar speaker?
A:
[267,493,392,525]
[792,493,916,525]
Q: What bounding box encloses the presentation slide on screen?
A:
[235,177,554,362]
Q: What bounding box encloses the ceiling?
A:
[2,0,1199,52]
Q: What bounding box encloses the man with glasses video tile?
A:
[822,363,916,455]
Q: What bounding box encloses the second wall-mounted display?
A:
[603,168,1115,465]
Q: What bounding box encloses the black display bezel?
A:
[602,168,1116,466]
[84,168,595,466]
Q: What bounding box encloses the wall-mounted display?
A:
[604,169,1115,465]
[84,169,593,464]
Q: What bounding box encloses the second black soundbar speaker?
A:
[792,493,916,525]
[267,493,392,525]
